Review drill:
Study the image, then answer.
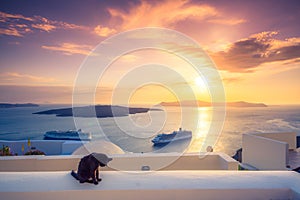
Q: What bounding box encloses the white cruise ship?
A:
[151,128,192,145]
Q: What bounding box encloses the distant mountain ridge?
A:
[0,103,39,108]
[226,101,267,107]
[160,101,267,107]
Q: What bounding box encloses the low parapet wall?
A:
[0,152,239,172]
[0,171,299,200]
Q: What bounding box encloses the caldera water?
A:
[0,104,299,156]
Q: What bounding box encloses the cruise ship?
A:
[151,128,192,145]
[44,129,92,141]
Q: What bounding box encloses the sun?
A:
[195,76,206,89]
[193,76,211,101]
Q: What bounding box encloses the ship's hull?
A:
[152,135,192,145]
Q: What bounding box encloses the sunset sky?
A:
[0,0,300,105]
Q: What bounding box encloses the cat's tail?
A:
[71,170,79,180]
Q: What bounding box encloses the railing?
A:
[0,140,87,155]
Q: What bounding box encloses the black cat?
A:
[71,153,112,185]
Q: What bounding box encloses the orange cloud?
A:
[107,0,218,30]
[59,22,87,30]
[108,1,218,30]
[0,11,87,37]
[94,0,245,37]
[94,25,117,37]
[0,11,34,21]
[0,27,23,37]
[32,24,56,32]
[42,42,93,55]
[209,31,300,72]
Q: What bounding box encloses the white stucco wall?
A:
[254,132,296,150]
[242,134,288,170]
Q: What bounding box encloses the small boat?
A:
[44,129,92,141]
[151,128,192,145]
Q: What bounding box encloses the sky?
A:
[0,0,300,105]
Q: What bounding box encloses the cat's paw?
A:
[97,178,102,182]
[93,181,98,185]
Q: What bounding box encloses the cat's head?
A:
[92,153,113,167]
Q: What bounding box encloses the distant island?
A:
[0,103,39,108]
[33,105,160,118]
[160,101,267,107]
[226,101,267,107]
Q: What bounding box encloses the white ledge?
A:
[0,171,299,200]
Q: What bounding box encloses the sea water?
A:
[0,104,299,156]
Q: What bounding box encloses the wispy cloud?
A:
[210,31,300,72]
[94,0,245,37]
[207,18,246,25]
[0,72,57,85]
[0,85,72,104]
[0,11,34,21]
[8,41,21,45]
[31,23,56,32]
[41,42,94,55]
[0,27,23,37]
[0,11,87,37]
